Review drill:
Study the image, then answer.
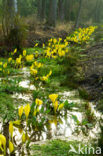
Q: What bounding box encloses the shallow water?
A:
[19,80,36,91]
[0,87,102,155]
[12,92,33,102]
[0,68,102,155]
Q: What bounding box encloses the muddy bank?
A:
[80,42,103,103]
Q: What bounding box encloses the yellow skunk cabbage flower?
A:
[33,107,40,116]
[34,61,41,68]
[19,55,22,59]
[13,48,17,54]
[36,107,40,113]
[47,70,52,77]
[16,57,21,65]
[26,54,34,62]
[53,38,57,44]
[35,43,38,47]
[49,94,58,103]
[9,122,13,138]
[3,63,7,68]
[9,140,14,153]
[13,120,21,126]
[30,69,38,75]
[35,77,39,80]
[0,62,3,65]
[22,132,26,143]
[0,134,6,153]
[58,103,64,110]
[23,50,26,56]
[40,76,48,81]
[53,101,58,113]
[8,58,12,63]
[35,99,43,105]
[18,106,23,118]
[24,104,30,119]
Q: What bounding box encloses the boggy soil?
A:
[80,42,103,102]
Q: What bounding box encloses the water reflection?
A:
[0,98,102,155]
[0,67,102,155]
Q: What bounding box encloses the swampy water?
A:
[0,67,102,155]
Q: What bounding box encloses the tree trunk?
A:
[64,0,70,21]
[14,0,18,13]
[37,0,46,22]
[58,0,64,21]
[37,0,42,21]
[75,0,83,28]
[2,0,23,51]
[94,0,101,23]
[47,0,57,27]
[41,0,46,21]
[2,0,17,36]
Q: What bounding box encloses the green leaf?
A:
[82,119,88,125]
[72,115,80,124]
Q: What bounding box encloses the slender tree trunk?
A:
[58,0,64,21]
[37,0,46,22]
[7,0,15,27]
[41,0,46,21]
[94,0,101,23]
[2,0,23,51]
[14,0,18,13]
[64,0,70,21]
[37,0,42,21]
[2,0,17,36]
[47,0,57,27]
[75,0,83,28]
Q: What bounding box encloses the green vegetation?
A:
[32,140,95,156]
[0,8,102,154]
[0,93,16,120]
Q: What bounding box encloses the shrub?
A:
[5,16,27,51]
